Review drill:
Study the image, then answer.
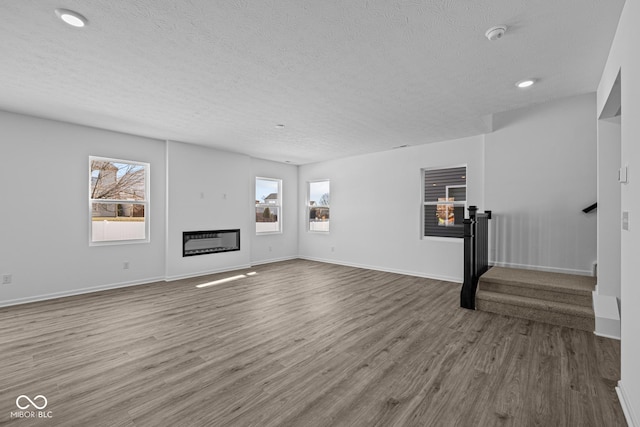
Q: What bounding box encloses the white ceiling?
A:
[0,0,625,164]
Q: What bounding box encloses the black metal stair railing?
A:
[460,206,492,310]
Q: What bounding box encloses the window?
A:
[255,177,282,234]
[308,180,330,232]
[422,166,466,238]
[89,157,149,244]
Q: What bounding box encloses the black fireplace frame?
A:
[182,229,240,257]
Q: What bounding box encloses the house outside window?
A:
[308,180,330,232]
[89,156,150,244]
[256,177,282,234]
[422,166,466,238]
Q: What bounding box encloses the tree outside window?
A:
[308,180,330,232]
[89,157,149,244]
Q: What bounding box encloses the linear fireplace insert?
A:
[183,229,240,257]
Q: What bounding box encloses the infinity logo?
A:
[15,395,48,410]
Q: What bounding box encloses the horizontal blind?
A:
[423,167,466,202]
[423,166,466,238]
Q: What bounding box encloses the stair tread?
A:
[480,267,595,296]
[476,290,594,318]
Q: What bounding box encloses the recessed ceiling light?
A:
[55,9,88,27]
[516,79,536,89]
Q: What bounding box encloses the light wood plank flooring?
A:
[0,260,624,426]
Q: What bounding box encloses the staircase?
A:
[476,267,595,331]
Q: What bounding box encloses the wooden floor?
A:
[0,260,624,426]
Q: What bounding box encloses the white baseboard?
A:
[0,257,460,308]
[0,276,166,308]
[617,381,638,427]
[489,261,593,276]
[298,256,462,284]
[0,260,288,308]
[250,255,298,266]
[594,331,621,340]
[164,263,252,282]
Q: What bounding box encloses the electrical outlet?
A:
[331,246,335,252]
[268,246,272,252]
[2,274,12,285]
[123,262,130,270]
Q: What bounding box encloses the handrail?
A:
[582,203,597,213]
[460,206,492,310]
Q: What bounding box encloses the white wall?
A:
[0,112,299,302]
[0,94,604,302]
[250,158,299,265]
[597,118,621,298]
[485,93,597,275]
[598,0,640,423]
[0,111,166,306]
[297,95,598,280]
[165,141,252,280]
[593,117,622,339]
[298,135,485,282]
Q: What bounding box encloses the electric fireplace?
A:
[182,229,240,257]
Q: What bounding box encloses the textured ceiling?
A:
[0,0,625,164]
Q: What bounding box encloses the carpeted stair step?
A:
[479,267,595,307]
[475,290,595,331]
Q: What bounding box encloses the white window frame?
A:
[255,177,283,235]
[445,185,466,199]
[421,165,467,239]
[89,156,150,246]
[307,179,330,233]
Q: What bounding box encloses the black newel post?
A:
[461,206,477,309]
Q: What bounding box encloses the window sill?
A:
[421,236,463,243]
[90,238,150,247]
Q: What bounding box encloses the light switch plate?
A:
[619,166,628,183]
